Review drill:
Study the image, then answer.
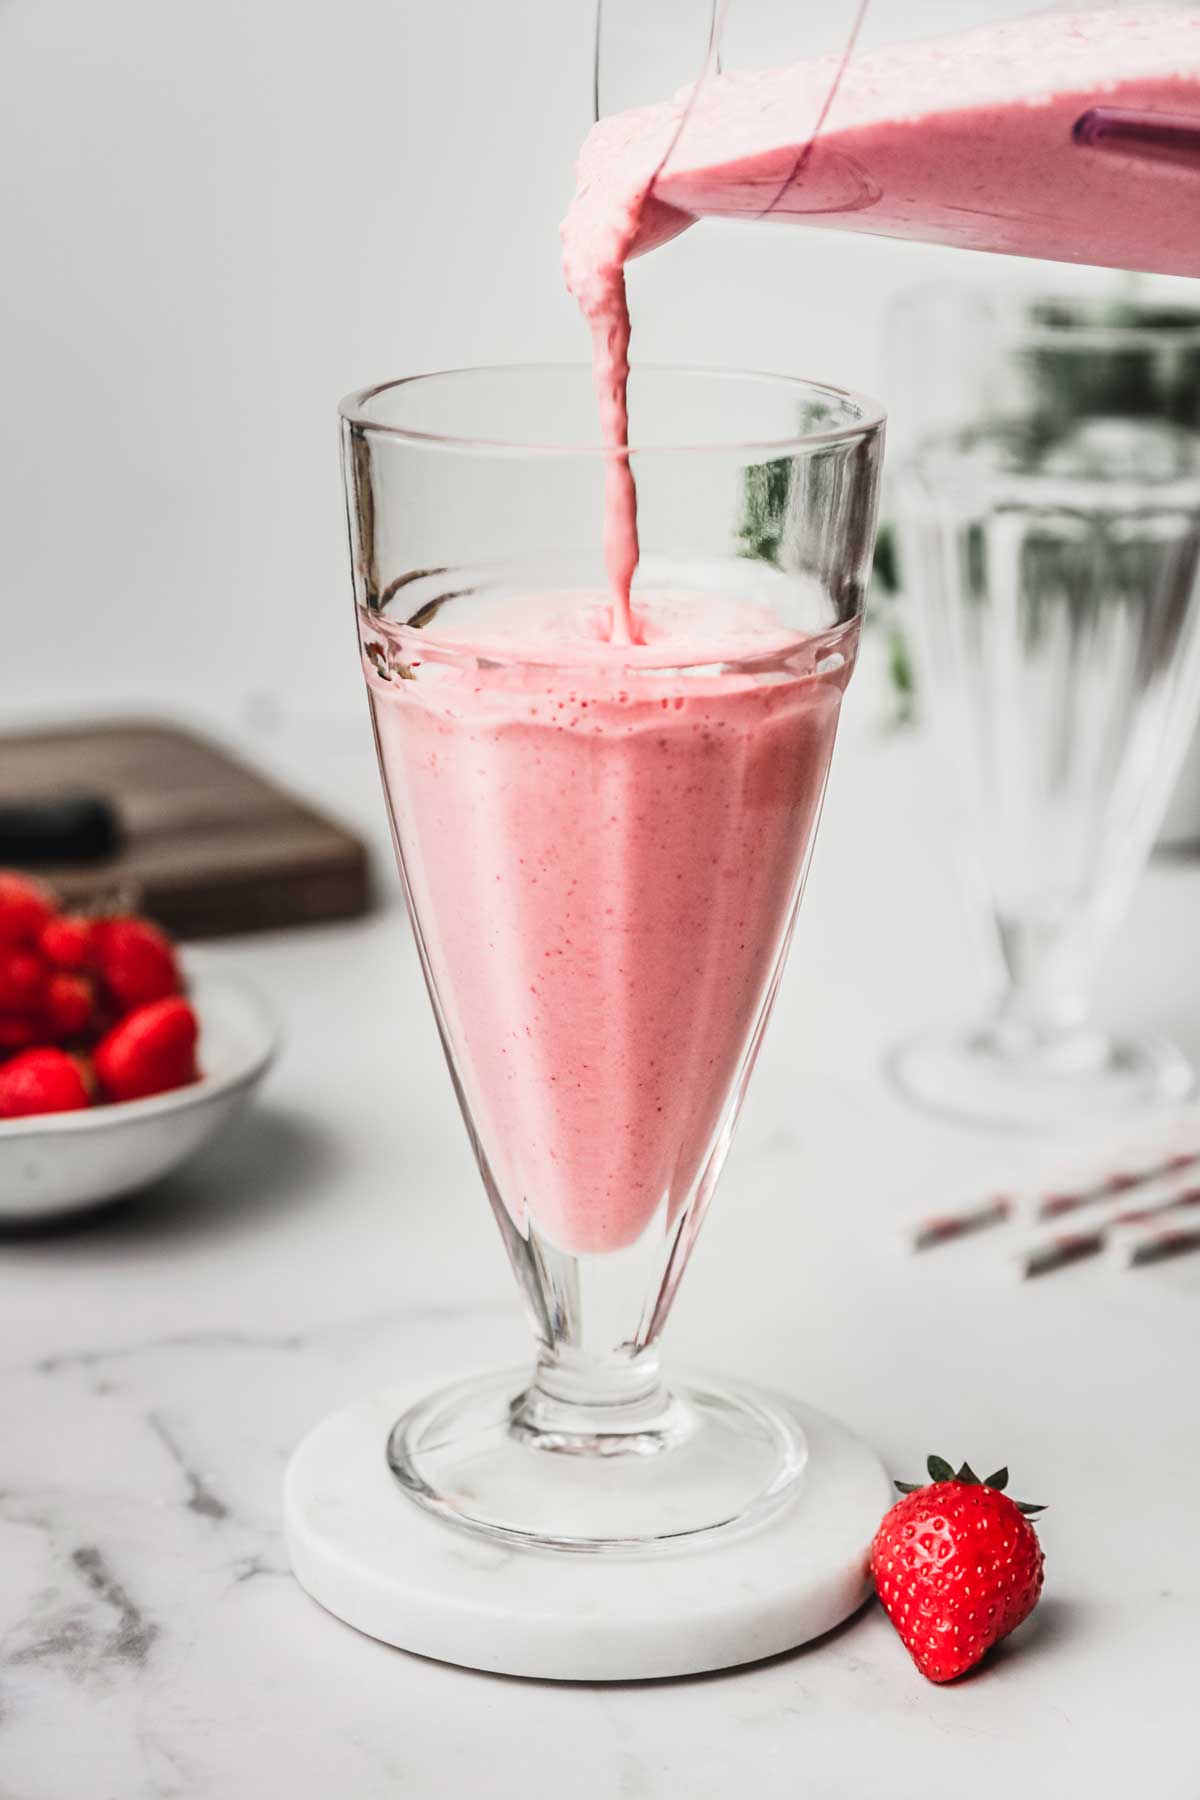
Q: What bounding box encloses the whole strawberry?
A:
[93,996,199,1103]
[0,1047,91,1118]
[40,913,97,973]
[0,1016,39,1053]
[94,916,181,1013]
[871,1455,1045,1683]
[45,972,96,1040]
[0,872,55,949]
[0,948,47,1015]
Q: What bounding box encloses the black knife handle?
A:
[0,794,122,864]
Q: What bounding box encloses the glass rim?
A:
[338,362,887,457]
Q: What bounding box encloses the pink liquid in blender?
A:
[564,6,1200,614]
[368,597,854,1254]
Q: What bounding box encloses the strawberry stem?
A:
[893,1454,1047,1514]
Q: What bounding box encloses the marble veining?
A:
[146,1414,231,1524]
[4,1529,158,1683]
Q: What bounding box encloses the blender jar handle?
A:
[1074,107,1200,171]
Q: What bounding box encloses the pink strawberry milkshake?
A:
[367,592,856,1255]
[563,7,1200,630]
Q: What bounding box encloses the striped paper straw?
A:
[909,1195,1015,1251]
[1019,1190,1200,1279]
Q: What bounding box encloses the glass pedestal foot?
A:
[386,1368,808,1553]
[890,1022,1194,1131]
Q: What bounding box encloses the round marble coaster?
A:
[283,1378,892,1681]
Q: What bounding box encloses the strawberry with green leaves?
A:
[871,1455,1045,1683]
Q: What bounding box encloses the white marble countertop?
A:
[3,669,1199,1799]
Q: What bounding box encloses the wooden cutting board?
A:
[0,720,371,938]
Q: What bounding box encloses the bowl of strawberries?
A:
[0,872,276,1220]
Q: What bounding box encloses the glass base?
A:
[386,1368,809,1554]
[890,1021,1194,1131]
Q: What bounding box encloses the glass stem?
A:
[492,1199,699,1452]
[996,980,1087,1037]
[988,979,1108,1076]
[988,917,1107,1071]
[509,1343,691,1453]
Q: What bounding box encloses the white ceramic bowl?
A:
[0,973,277,1222]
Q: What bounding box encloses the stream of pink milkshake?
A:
[562,6,1200,633]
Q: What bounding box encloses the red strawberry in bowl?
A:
[93,996,199,1104]
[93,916,181,1012]
[40,913,97,973]
[0,1016,40,1053]
[871,1455,1045,1683]
[0,1047,91,1118]
[0,872,56,948]
[0,947,47,1015]
[45,973,96,1040]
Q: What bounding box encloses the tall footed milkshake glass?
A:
[342,367,883,1552]
[890,292,1200,1130]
